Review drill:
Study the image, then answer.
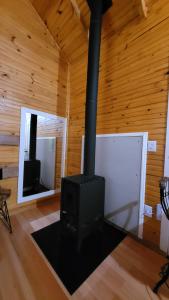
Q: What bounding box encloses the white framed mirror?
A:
[18,107,67,203]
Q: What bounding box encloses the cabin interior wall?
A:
[67,0,169,247]
[1,0,169,248]
[0,0,69,209]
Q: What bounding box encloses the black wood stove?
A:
[23,114,41,196]
[60,0,112,250]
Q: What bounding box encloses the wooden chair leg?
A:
[153,263,169,294]
[0,200,12,233]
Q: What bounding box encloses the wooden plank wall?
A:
[30,0,88,63]
[0,0,69,209]
[2,0,169,247]
[67,0,169,246]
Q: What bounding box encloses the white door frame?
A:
[160,93,169,253]
[18,107,67,204]
[81,132,148,238]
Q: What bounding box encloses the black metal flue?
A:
[84,0,112,176]
[29,114,37,161]
[60,0,112,251]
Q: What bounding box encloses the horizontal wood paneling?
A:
[0,0,69,209]
[2,0,168,248]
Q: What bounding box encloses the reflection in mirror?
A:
[18,108,67,203]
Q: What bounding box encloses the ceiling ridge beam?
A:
[133,0,149,18]
[140,0,148,18]
[69,0,89,35]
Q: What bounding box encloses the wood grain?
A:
[0,200,168,300]
[0,200,67,300]
[0,0,69,208]
[1,0,169,249]
[65,0,169,247]
[133,0,149,18]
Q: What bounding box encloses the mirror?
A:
[18,108,67,203]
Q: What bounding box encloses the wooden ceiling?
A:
[31,0,151,63]
[30,0,88,62]
[75,0,149,35]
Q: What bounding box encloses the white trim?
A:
[160,212,169,254]
[18,107,67,204]
[138,132,148,238]
[19,190,56,203]
[37,137,56,140]
[18,108,26,203]
[164,94,169,177]
[81,132,148,239]
[20,107,66,122]
[160,93,169,253]
[81,136,84,174]
[61,118,67,178]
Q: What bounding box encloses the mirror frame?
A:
[18,107,67,204]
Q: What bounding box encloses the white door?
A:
[81,133,148,238]
[36,138,56,190]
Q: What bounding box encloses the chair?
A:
[153,177,169,293]
[0,186,12,233]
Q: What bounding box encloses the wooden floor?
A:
[0,200,169,300]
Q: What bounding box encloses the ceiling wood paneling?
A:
[31,0,148,62]
[31,0,88,62]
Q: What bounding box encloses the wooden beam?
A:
[69,0,81,18]
[69,0,88,33]
[133,0,148,18]
[140,0,148,18]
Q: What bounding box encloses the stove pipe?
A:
[29,114,37,161]
[84,0,112,177]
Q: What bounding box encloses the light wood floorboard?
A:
[0,200,169,300]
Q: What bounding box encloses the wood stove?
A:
[60,0,112,250]
[23,114,41,196]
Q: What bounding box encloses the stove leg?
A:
[0,200,12,233]
[77,238,82,253]
[153,263,169,294]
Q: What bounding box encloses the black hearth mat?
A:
[32,221,126,294]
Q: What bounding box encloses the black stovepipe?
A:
[83,0,112,176]
[84,0,103,176]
